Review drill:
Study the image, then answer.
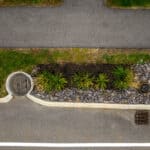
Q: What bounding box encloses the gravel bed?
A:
[31,88,150,104]
[132,63,150,84]
[31,64,150,104]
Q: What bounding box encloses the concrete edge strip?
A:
[27,94,150,110]
[0,95,13,103]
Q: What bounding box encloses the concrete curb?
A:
[0,95,13,103]
[27,94,150,110]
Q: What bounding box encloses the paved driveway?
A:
[0,0,150,48]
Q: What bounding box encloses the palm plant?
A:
[95,74,109,90]
[36,71,67,92]
[72,72,94,89]
[113,66,133,90]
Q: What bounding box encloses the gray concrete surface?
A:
[0,96,150,143]
[0,0,150,48]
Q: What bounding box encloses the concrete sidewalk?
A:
[0,0,150,48]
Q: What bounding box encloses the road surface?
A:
[0,0,150,48]
[0,97,150,142]
[0,97,150,149]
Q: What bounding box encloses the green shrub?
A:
[72,73,94,89]
[36,71,67,92]
[113,66,128,81]
[95,74,109,90]
[113,66,134,90]
[113,80,129,90]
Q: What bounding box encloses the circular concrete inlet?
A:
[6,72,33,96]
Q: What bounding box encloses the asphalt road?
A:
[0,97,150,149]
[0,0,150,48]
[0,96,150,147]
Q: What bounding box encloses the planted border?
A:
[0,0,63,7]
[106,0,150,9]
[32,63,150,104]
[33,64,132,91]
[0,48,150,98]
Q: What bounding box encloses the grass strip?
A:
[106,0,150,9]
[0,0,63,6]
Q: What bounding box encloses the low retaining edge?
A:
[0,95,13,103]
[27,94,150,110]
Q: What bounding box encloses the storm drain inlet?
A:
[135,110,149,125]
[6,72,33,96]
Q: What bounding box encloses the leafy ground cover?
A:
[0,0,63,6]
[36,72,67,92]
[106,0,150,8]
[0,48,150,97]
[35,64,134,93]
[34,64,132,92]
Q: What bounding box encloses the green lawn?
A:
[0,48,150,97]
[0,0,63,6]
[106,0,150,8]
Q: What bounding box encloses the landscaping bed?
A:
[31,63,130,89]
[0,0,63,6]
[106,0,150,9]
[31,63,150,104]
[1,48,150,105]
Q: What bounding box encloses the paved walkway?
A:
[0,0,150,48]
[0,96,150,143]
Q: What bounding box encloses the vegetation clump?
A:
[36,71,67,92]
[106,0,150,8]
[72,73,94,89]
[95,74,109,90]
[113,66,134,90]
[103,53,150,64]
[0,0,63,6]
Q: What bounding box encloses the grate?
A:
[135,110,149,125]
[9,73,31,96]
[140,83,150,93]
